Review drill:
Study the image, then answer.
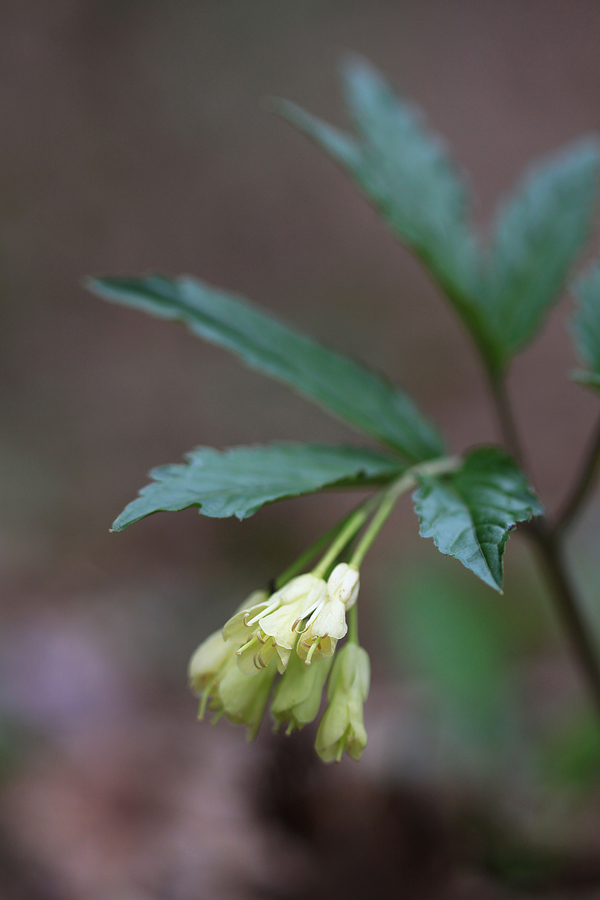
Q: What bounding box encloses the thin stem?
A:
[526,521,600,716]
[350,456,462,570]
[486,365,600,713]
[348,603,359,644]
[312,498,378,579]
[488,371,525,466]
[556,413,600,534]
[349,477,411,570]
[275,505,363,589]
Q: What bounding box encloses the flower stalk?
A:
[349,456,462,569]
[187,454,465,757]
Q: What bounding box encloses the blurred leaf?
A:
[276,57,489,358]
[413,447,543,590]
[112,442,402,530]
[388,570,510,746]
[88,274,444,464]
[571,262,600,390]
[540,710,600,789]
[279,59,600,373]
[484,140,600,370]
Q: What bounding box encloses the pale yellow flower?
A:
[223,574,327,674]
[216,655,278,740]
[189,589,269,717]
[271,650,333,733]
[297,564,360,664]
[315,642,370,763]
[188,591,277,739]
[189,629,234,696]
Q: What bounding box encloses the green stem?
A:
[349,456,461,570]
[487,365,600,715]
[488,370,526,467]
[312,497,379,579]
[555,413,600,534]
[526,521,600,717]
[275,506,364,589]
[349,479,409,570]
[348,603,359,644]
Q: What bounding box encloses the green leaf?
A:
[483,139,600,369]
[571,263,600,390]
[88,274,444,463]
[276,58,491,360]
[277,58,600,373]
[571,371,600,389]
[112,442,402,530]
[413,447,543,591]
[341,56,480,301]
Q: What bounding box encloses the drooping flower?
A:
[189,629,234,694]
[297,563,360,664]
[271,650,333,734]
[189,589,269,718]
[327,562,360,609]
[188,622,277,740]
[315,642,370,763]
[223,574,327,674]
[189,628,237,719]
[215,655,278,740]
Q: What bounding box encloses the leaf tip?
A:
[85,275,114,299]
[83,275,100,293]
[339,50,373,82]
[570,369,600,390]
[270,97,308,129]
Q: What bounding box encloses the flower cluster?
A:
[188,563,370,762]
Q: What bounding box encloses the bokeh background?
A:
[3,1,600,898]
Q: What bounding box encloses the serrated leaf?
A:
[571,263,600,390]
[276,58,492,361]
[341,56,480,304]
[88,274,444,463]
[413,447,543,591]
[278,58,600,373]
[112,442,402,530]
[483,140,600,369]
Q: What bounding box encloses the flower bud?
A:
[188,630,234,697]
[217,656,277,740]
[296,564,360,664]
[327,563,360,609]
[271,651,333,733]
[315,643,370,763]
[189,589,269,719]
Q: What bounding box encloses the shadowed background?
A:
[2,1,600,898]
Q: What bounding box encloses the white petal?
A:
[327,563,360,607]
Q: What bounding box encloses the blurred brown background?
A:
[3,1,600,898]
